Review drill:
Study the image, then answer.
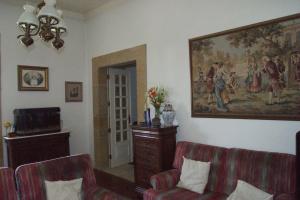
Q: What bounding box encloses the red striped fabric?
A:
[144,188,228,200]
[84,186,121,200]
[15,154,118,200]
[150,169,180,191]
[0,167,18,200]
[275,193,296,200]
[145,141,296,200]
[172,142,228,193]
[223,148,296,196]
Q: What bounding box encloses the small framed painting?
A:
[65,81,83,102]
[18,65,49,91]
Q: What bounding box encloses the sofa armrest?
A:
[275,193,296,200]
[150,169,180,191]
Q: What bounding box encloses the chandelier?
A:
[17,0,67,50]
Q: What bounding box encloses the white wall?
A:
[85,0,300,155]
[0,2,90,165]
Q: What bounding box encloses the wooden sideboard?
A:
[132,125,177,194]
[4,131,70,169]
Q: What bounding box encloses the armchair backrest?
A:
[15,154,96,200]
[0,167,18,200]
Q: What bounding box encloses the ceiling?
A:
[0,0,110,14]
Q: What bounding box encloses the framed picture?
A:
[18,65,49,91]
[65,81,83,102]
[189,13,300,120]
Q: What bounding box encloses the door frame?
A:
[92,45,147,169]
[0,33,4,167]
[0,33,2,166]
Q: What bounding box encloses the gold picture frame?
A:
[18,65,49,91]
[65,81,83,102]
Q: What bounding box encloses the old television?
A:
[14,107,61,136]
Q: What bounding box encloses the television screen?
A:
[14,107,61,136]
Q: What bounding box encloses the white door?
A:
[108,68,131,168]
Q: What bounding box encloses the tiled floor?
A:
[101,164,135,182]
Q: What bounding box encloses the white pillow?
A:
[227,180,273,200]
[177,156,210,194]
[45,178,83,200]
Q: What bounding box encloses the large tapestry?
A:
[190,14,300,120]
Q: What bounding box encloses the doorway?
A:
[108,66,137,168]
[101,66,137,181]
[92,45,146,182]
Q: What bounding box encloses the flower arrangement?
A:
[147,86,167,118]
[3,121,12,136]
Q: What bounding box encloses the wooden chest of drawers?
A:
[4,131,70,169]
[132,125,177,192]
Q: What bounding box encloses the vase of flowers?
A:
[147,86,167,127]
[3,121,12,136]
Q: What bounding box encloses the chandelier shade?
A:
[51,10,67,34]
[16,0,67,50]
[51,10,67,49]
[37,0,60,25]
[17,5,39,31]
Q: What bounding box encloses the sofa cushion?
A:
[173,141,228,193]
[45,178,83,200]
[144,188,228,200]
[177,157,211,194]
[223,148,296,196]
[227,180,273,200]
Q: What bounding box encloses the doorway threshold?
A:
[101,163,134,182]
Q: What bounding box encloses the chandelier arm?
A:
[24,26,31,39]
[17,34,25,39]
[31,24,42,36]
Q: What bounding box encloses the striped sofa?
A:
[144,141,296,200]
[0,167,18,200]
[15,154,120,200]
